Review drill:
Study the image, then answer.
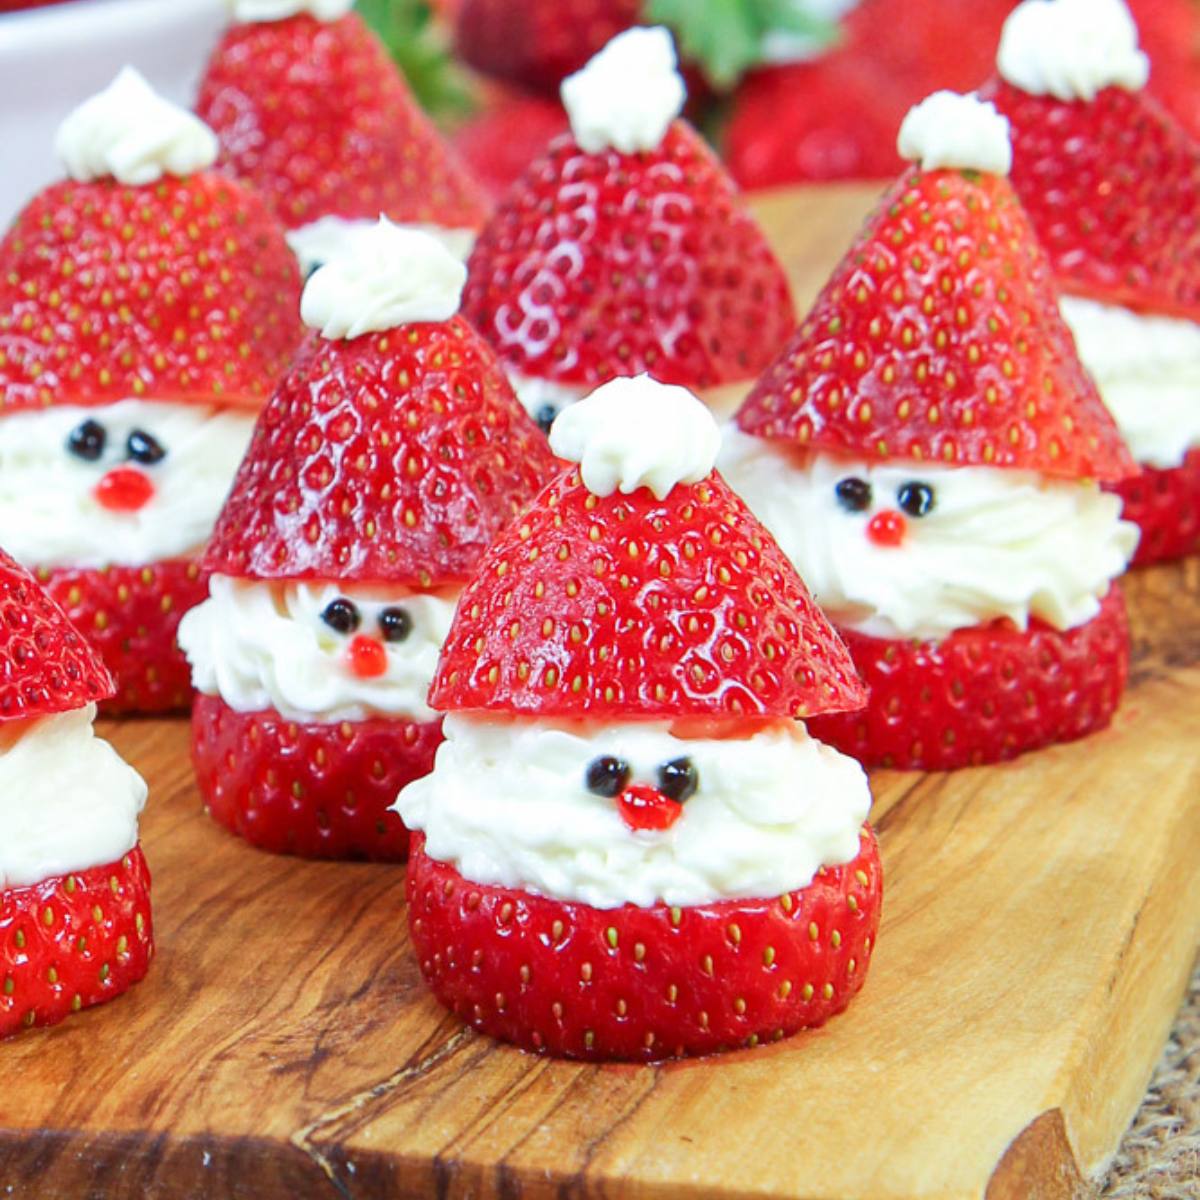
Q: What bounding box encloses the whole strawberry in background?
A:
[396,376,881,1061]
[462,27,795,434]
[0,68,302,714]
[721,91,1139,772]
[179,221,554,862]
[983,0,1200,566]
[0,549,152,1038]
[195,0,490,275]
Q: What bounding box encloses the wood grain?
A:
[2,184,1198,1200]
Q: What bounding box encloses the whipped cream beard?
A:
[179,576,460,724]
[719,430,1138,641]
[0,705,146,890]
[396,714,871,909]
[1060,296,1200,470]
[0,401,256,570]
[509,373,588,434]
[286,216,477,278]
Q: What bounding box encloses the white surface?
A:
[0,705,146,890]
[395,713,871,909]
[719,431,1138,640]
[286,215,476,274]
[0,401,255,570]
[548,375,721,500]
[179,576,460,724]
[232,0,352,21]
[1061,296,1200,470]
[0,0,228,230]
[897,91,1012,176]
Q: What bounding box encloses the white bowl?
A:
[0,0,228,230]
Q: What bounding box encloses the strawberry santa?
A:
[0,549,151,1038]
[396,376,881,1061]
[722,91,1140,772]
[461,27,796,433]
[0,68,302,713]
[178,221,554,861]
[195,0,490,276]
[981,0,1200,565]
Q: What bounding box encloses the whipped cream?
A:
[396,713,871,909]
[0,400,255,570]
[549,376,721,500]
[300,218,468,340]
[561,27,686,155]
[997,0,1149,101]
[719,430,1138,640]
[0,705,146,891]
[231,0,354,21]
[1060,296,1200,470]
[509,373,586,427]
[897,91,1012,176]
[179,576,459,724]
[55,66,218,186]
[285,216,476,278]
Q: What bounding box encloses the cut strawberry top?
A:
[461,122,796,390]
[431,465,866,721]
[0,549,113,720]
[983,78,1200,323]
[202,316,555,587]
[736,166,1135,482]
[195,13,489,233]
[0,174,302,414]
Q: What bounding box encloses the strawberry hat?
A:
[195,1,489,242]
[736,90,1136,484]
[432,375,865,722]
[462,27,796,395]
[981,0,1200,323]
[0,68,303,416]
[203,220,555,588]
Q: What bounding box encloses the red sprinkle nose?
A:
[617,784,683,832]
[94,467,155,513]
[346,634,388,679]
[867,510,907,547]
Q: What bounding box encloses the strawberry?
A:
[39,560,207,716]
[735,166,1135,483]
[462,121,795,393]
[432,465,866,721]
[807,586,1130,771]
[191,696,441,860]
[1107,449,1200,566]
[1,848,153,1039]
[408,827,880,1061]
[195,12,489,236]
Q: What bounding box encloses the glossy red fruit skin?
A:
[1108,449,1200,566]
[808,586,1130,771]
[407,827,881,1061]
[736,168,1135,484]
[432,467,866,721]
[0,175,302,413]
[196,14,488,233]
[191,694,442,861]
[0,847,154,1039]
[452,91,571,201]
[40,559,207,716]
[462,123,796,391]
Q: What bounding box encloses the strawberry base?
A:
[1106,449,1200,566]
[808,586,1130,771]
[0,847,153,1039]
[191,695,442,861]
[406,828,882,1061]
[39,559,209,715]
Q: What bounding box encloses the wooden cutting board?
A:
[3,186,1200,1200]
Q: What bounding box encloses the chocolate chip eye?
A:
[585,755,631,798]
[533,403,559,436]
[835,477,872,513]
[897,481,935,518]
[321,597,361,635]
[657,757,698,803]
[67,419,107,462]
[127,429,166,465]
[379,606,413,643]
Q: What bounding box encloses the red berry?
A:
[616,785,681,832]
[1107,449,1200,566]
[346,634,388,679]
[866,510,906,547]
[93,468,154,514]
